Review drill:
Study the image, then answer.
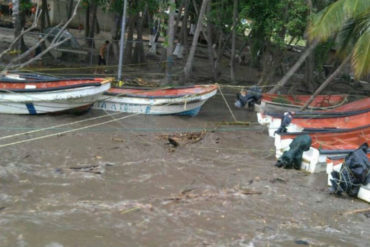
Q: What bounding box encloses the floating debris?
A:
[160,130,207,148]
[163,186,262,204]
[69,164,104,174]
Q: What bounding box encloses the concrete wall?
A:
[32,0,114,32]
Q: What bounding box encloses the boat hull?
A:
[255,94,347,113]
[0,83,110,114]
[93,85,217,116]
[266,111,370,137]
[274,126,370,173]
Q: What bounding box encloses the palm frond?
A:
[352,28,370,78]
[308,0,370,41]
[309,0,348,41]
[343,0,370,20]
[336,18,357,57]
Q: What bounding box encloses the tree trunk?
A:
[304,0,314,92]
[269,39,319,93]
[181,0,190,54]
[206,2,217,81]
[230,0,238,83]
[301,55,350,110]
[183,0,209,82]
[213,31,232,80]
[12,0,26,51]
[165,0,176,84]
[41,0,50,31]
[87,3,97,48]
[174,0,185,40]
[124,16,135,64]
[95,10,100,34]
[304,43,315,92]
[111,14,121,61]
[46,2,51,26]
[85,3,90,39]
[258,46,284,86]
[67,0,74,19]
[192,0,209,44]
[12,0,21,50]
[133,11,146,64]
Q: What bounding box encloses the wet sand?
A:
[0,93,369,247]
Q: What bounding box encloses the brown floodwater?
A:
[0,92,369,247]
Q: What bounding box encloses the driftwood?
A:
[216,121,250,126]
[163,186,262,204]
[343,208,370,216]
[160,130,207,147]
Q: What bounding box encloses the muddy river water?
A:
[0,93,369,246]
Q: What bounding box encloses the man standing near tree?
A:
[98,40,109,66]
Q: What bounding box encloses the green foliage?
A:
[208,0,234,31]
[20,0,32,11]
[309,0,370,78]
[238,0,309,66]
[314,38,335,72]
[309,0,370,41]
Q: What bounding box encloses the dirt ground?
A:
[0,92,369,247]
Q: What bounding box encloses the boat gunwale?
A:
[262,94,348,110]
[0,77,103,83]
[0,83,104,93]
[106,85,218,99]
[263,107,370,119]
[277,124,370,137]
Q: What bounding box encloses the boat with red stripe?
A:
[93,84,218,116]
[0,73,111,114]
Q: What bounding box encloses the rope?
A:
[217,84,237,122]
[218,83,275,89]
[0,111,125,141]
[330,165,362,195]
[0,113,140,149]
[0,125,262,133]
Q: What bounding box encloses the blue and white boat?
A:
[93,84,218,116]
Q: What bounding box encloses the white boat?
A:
[275,126,370,173]
[93,84,218,116]
[0,74,111,114]
[257,98,370,136]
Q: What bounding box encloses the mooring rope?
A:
[0,111,125,141]
[217,84,237,122]
[0,113,140,149]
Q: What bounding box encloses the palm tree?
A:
[301,0,370,110]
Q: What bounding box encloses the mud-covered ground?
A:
[0,93,369,247]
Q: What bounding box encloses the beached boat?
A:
[266,111,370,137]
[257,97,370,132]
[254,94,348,113]
[0,73,111,114]
[93,84,218,116]
[275,125,370,173]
